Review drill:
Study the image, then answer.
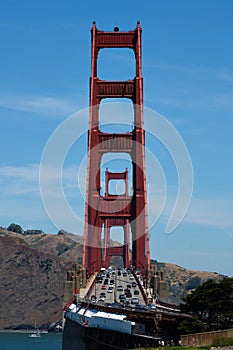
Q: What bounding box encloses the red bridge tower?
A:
[82,22,150,274]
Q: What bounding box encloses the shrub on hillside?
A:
[185,276,201,290]
[7,223,23,234]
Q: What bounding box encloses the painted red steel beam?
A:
[99,133,133,153]
[96,80,135,100]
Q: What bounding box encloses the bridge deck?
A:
[78,268,188,322]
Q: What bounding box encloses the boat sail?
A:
[29,326,41,338]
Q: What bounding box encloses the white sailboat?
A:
[29,326,41,338]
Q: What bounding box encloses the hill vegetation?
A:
[179,277,233,334]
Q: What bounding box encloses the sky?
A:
[0,0,232,277]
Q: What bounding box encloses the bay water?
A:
[0,332,62,350]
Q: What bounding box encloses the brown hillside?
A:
[154,261,224,304]
[0,232,75,330]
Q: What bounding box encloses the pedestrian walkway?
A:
[79,273,97,298]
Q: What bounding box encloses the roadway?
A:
[89,268,146,308]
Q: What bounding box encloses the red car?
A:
[101,285,107,290]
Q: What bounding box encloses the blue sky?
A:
[0,1,232,276]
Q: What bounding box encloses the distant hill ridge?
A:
[0,226,225,330]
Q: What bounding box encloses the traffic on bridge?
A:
[88,267,155,311]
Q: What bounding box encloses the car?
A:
[126,284,131,289]
[107,287,113,293]
[148,304,157,310]
[101,285,107,290]
[132,282,137,287]
[91,295,97,302]
[125,292,132,298]
[117,286,123,292]
[124,288,130,294]
[118,270,121,276]
[135,304,148,311]
[96,275,103,283]
[98,296,105,302]
[119,294,126,299]
[110,279,115,285]
[129,275,134,280]
[123,272,127,277]
[134,289,139,295]
[104,278,109,285]
[131,297,139,305]
[100,292,106,297]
